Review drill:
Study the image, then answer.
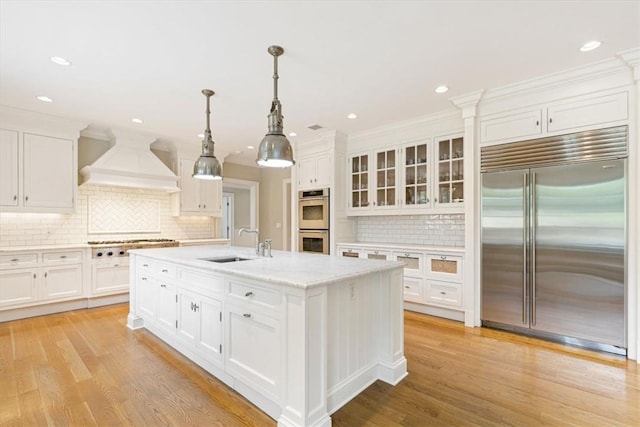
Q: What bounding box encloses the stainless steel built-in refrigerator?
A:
[481,126,627,355]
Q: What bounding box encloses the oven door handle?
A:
[299,196,328,202]
[300,229,328,233]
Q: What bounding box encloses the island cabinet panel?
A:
[127,248,407,427]
[225,302,281,402]
[178,288,223,364]
[156,281,177,334]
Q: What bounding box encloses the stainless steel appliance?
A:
[299,230,329,255]
[298,188,330,254]
[481,126,627,355]
[298,188,329,230]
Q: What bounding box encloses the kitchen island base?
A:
[127,247,407,426]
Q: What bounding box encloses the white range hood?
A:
[79,128,179,192]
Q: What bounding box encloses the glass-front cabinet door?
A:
[402,140,430,208]
[349,153,370,209]
[437,136,464,206]
[374,149,397,208]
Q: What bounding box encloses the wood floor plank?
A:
[1,303,638,426]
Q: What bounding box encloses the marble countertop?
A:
[336,242,465,254]
[129,245,404,289]
[0,244,90,252]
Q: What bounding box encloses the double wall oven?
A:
[298,188,330,255]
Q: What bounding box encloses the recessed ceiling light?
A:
[197,133,205,138]
[288,132,297,137]
[50,56,72,66]
[347,113,358,119]
[435,85,449,94]
[580,40,601,52]
[37,95,53,103]
[247,145,255,150]
[131,118,143,124]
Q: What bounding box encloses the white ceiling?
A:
[1,1,639,164]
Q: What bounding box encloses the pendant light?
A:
[256,45,295,168]
[193,89,223,180]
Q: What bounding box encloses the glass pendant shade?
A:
[256,45,295,168]
[193,89,223,180]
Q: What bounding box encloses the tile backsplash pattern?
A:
[356,214,464,247]
[0,185,216,247]
[89,196,161,233]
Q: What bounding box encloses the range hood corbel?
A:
[79,127,179,192]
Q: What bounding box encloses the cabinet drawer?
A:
[155,262,177,279]
[392,251,423,276]
[425,281,462,308]
[178,268,223,294]
[337,247,362,258]
[137,257,156,272]
[0,253,38,268]
[365,249,390,260]
[227,279,281,310]
[402,276,423,303]
[426,254,462,281]
[43,250,82,264]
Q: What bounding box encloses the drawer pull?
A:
[142,264,149,267]
[141,277,148,281]
[113,264,119,267]
[160,284,166,288]
[161,269,169,273]
[60,255,67,259]
[245,291,254,297]
[243,313,252,318]
[440,256,447,260]
[440,291,446,295]
[10,258,19,262]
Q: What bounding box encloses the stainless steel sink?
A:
[200,256,252,263]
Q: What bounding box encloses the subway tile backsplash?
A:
[356,214,464,247]
[0,185,216,247]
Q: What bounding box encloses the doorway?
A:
[222,178,259,248]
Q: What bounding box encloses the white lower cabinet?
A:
[225,302,281,401]
[136,273,157,319]
[92,259,129,296]
[0,250,83,309]
[337,244,465,317]
[157,281,177,334]
[178,288,223,364]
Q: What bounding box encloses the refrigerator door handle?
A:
[531,172,537,326]
[523,173,528,325]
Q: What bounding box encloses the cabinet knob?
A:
[33,273,36,279]
[536,120,540,126]
[549,118,553,123]
[13,195,17,201]
[25,196,29,201]
[44,272,48,278]
[245,291,254,297]
[243,313,252,318]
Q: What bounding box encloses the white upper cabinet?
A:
[298,151,331,190]
[0,130,76,213]
[23,133,75,210]
[348,134,464,216]
[480,91,628,145]
[0,108,82,214]
[0,129,19,207]
[172,157,222,216]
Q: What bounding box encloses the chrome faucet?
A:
[238,228,260,254]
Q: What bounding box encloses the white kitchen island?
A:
[126,246,407,427]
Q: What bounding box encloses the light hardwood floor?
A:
[1,303,638,426]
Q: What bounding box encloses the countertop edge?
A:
[336,242,465,253]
